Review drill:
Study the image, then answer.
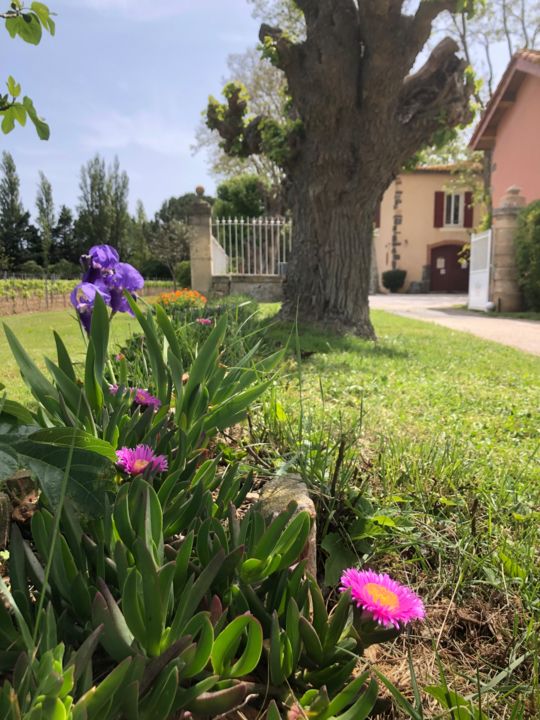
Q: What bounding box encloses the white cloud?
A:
[81,109,193,157]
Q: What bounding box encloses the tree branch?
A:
[409,1,461,56]
[259,23,304,72]
[398,37,474,155]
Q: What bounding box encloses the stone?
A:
[259,474,317,578]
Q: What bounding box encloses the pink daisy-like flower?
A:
[196,317,213,326]
[116,445,168,476]
[340,568,425,629]
[133,388,161,409]
[107,385,161,409]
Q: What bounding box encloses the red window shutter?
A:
[434,191,445,228]
[374,201,381,228]
[464,191,474,228]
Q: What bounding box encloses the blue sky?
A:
[3,1,510,220]
[2,0,260,218]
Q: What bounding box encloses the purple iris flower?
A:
[81,245,120,283]
[70,281,111,333]
[107,262,145,314]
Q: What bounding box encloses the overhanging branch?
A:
[398,38,474,154]
[413,0,460,40]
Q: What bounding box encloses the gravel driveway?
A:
[369,294,540,356]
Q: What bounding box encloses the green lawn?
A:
[258,307,540,713]
[1,309,140,402]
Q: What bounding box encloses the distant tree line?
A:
[0,153,273,281]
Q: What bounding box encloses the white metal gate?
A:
[212,217,292,276]
[468,230,492,311]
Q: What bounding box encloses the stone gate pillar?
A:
[491,186,525,313]
[189,186,213,295]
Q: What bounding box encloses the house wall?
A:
[374,171,481,292]
[492,74,540,206]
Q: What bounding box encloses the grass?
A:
[255,306,540,716]
[2,303,539,715]
[1,308,140,402]
[453,305,540,322]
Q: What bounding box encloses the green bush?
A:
[49,258,80,279]
[140,258,171,279]
[175,260,191,288]
[382,269,407,293]
[515,200,540,310]
[16,260,44,276]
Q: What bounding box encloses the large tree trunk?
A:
[207,1,474,339]
[283,170,380,338]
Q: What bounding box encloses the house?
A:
[373,167,481,293]
[470,50,540,207]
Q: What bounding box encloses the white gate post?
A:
[189,186,213,295]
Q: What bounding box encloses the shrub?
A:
[49,258,80,278]
[515,200,540,310]
[382,269,407,293]
[175,259,191,288]
[140,258,172,279]
[16,260,44,277]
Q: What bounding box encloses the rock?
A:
[259,474,317,578]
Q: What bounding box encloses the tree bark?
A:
[283,156,386,338]
[207,0,473,339]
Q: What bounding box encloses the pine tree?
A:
[0,151,31,269]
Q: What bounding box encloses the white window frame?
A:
[444,192,464,228]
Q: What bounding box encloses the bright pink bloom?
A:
[340,568,425,629]
[133,389,161,409]
[116,445,168,476]
[196,317,213,326]
[108,385,161,409]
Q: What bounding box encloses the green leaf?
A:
[331,678,378,720]
[14,439,110,515]
[22,96,49,139]
[425,685,487,719]
[498,549,527,580]
[125,295,168,403]
[372,668,423,720]
[0,576,34,651]
[31,1,51,26]
[28,428,117,462]
[7,76,21,99]
[0,399,35,425]
[3,323,60,416]
[1,108,16,134]
[211,614,263,678]
[267,700,282,720]
[11,103,26,126]
[16,13,42,44]
[0,443,19,481]
[90,292,109,386]
[321,533,357,586]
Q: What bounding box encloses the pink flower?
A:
[107,385,161,409]
[133,388,161,409]
[196,317,213,326]
[340,568,425,629]
[116,445,168,476]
